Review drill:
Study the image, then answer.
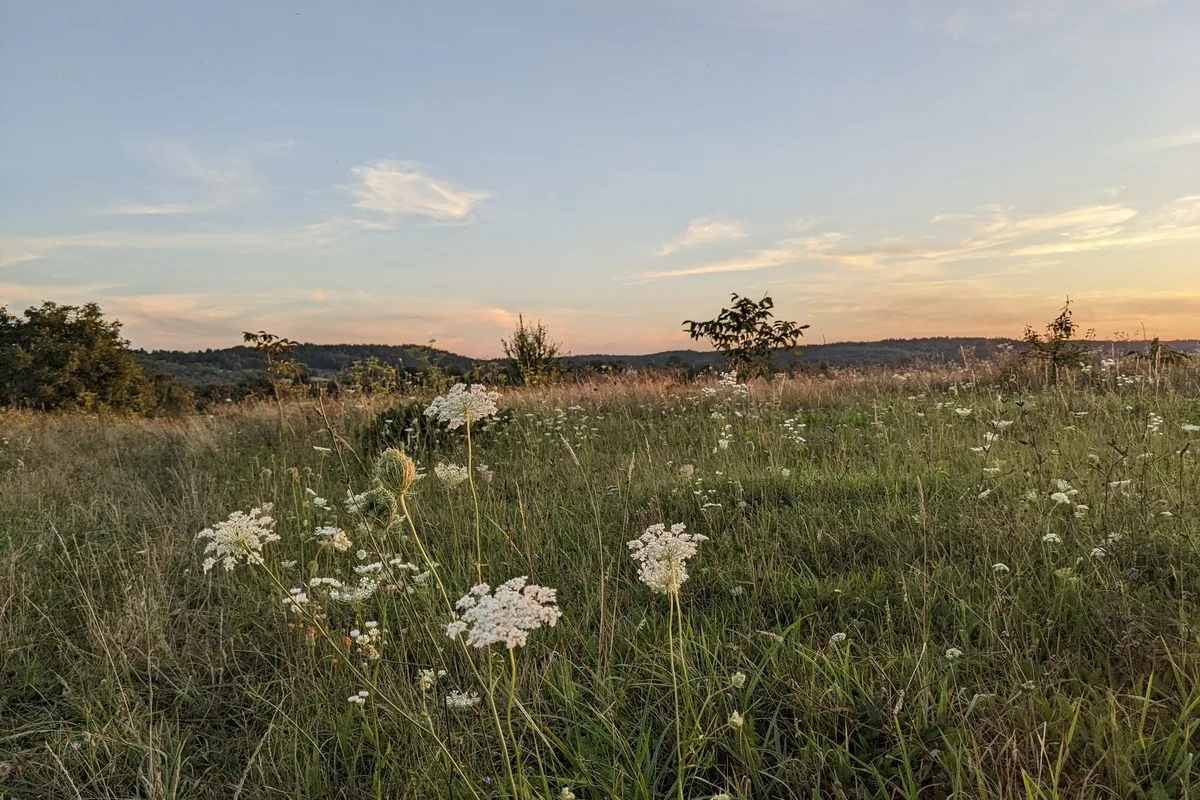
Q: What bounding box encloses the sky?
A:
[1,0,1198,357]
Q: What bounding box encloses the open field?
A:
[2,365,1199,799]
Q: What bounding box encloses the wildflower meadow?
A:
[2,364,1199,798]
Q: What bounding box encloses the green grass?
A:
[2,366,1199,799]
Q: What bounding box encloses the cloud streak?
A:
[639,195,1200,280]
[657,215,746,256]
[346,160,491,223]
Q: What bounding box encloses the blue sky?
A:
[1,0,1198,356]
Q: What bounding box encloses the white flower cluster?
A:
[315,525,352,552]
[197,505,279,573]
[445,576,562,649]
[444,689,482,709]
[349,621,384,661]
[434,462,470,487]
[424,383,500,430]
[627,522,708,595]
[281,587,308,613]
[418,668,446,692]
[328,576,379,604]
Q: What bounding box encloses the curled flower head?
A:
[374,448,418,496]
[627,522,708,595]
[424,384,500,430]
[445,576,562,649]
[197,505,278,572]
[730,671,747,689]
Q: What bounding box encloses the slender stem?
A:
[507,647,523,792]
[465,415,484,585]
[668,591,685,800]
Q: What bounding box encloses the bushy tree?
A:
[683,293,809,377]
[501,315,564,386]
[0,302,158,412]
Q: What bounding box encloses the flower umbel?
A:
[424,383,500,430]
[627,522,708,595]
[445,576,562,649]
[197,505,278,572]
[434,462,470,487]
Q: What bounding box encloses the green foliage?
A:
[341,356,401,395]
[683,293,810,377]
[0,301,166,412]
[1022,298,1091,371]
[501,314,564,386]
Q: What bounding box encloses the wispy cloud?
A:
[345,160,491,223]
[100,140,256,216]
[639,195,1200,280]
[657,215,746,256]
[1132,126,1200,152]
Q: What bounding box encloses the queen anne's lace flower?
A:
[445,577,562,649]
[627,522,708,595]
[424,384,500,430]
[314,525,352,552]
[434,462,470,487]
[444,689,482,709]
[197,505,279,572]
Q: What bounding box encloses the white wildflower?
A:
[627,522,709,595]
[728,711,744,730]
[418,669,446,692]
[196,505,278,572]
[347,690,369,705]
[992,563,1010,574]
[434,462,470,487]
[1042,533,1061,544]
[678,464,695,477]
[730,671,747,689]
[315,525,352,552]
[992,420,1014,429]
[445,576,562,649]
[424,384,500,430]
[1182,424,1200,433]
[954,408,973,417]
[444,689,482,709]
[829,632,848,645]
[1091,547,1106,558]
[1050,492,1072,505]
[329,576,379,604]
[561,789,577,800]
[281,587,308,613]
[944,647,964,662]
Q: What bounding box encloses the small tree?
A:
[1022,298,1089,374]
[501,315,564,386]
[683,293,809,378]
[242,330,305,421]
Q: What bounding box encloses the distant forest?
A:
[136,337,1200,386]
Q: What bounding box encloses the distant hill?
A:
[138,337,1199,386]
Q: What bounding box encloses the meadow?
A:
[1,363,1198,799]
